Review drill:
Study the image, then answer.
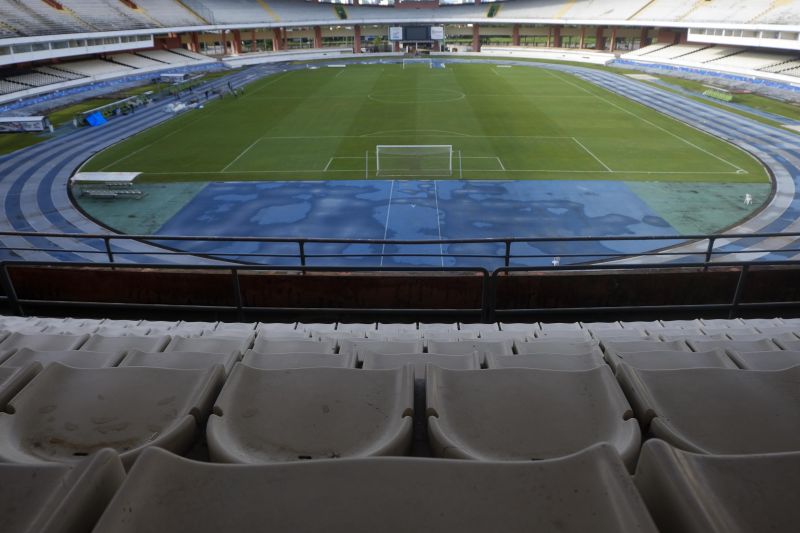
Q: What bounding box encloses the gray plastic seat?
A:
[635,439,800,533]
[580,321,622,331]
[620,321,663,330]
[618,366,800,454]
[251,337,335,354]
[754,326,799,338]
[773,332,800,350]
[591,329,650,343]
[165,334,253,355]
[699,318,744,328]
[603,339,689,361]
[81,334,170,355]
[41,325,100,335]
[372,323,420,338]
[458,322,500,333]
[119,350,239,374]
[517,339,602,356]
[0,364,39,410]
[486,353,606,371]
[339,339,423,358]
[475,330,532,345]
[297,322,336,335]
[660,320,703,329]
[657,329,725,342]
[207,366,414,463]
[361,353,481,374]
[728,350,800,371]
[337,323,377,335]
[535,330,593,341]
[700,327,759,338]
[608,349,737,371]
[242,351,356,369]
[1,348,123,369]
[93,325,154,337]
[499,322,539,335]
[92,444,657,533]
[426,367,640,469]
[0,448,124,533]
[688,338,779,354]
[209,323,256,336]
[539,322,584,332]
[0,332,89,354]
[255,323,302,337]
[0,364,223,467]
[426,339,513,358]
[168,322,217,337]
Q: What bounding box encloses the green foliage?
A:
[334,5,347,19]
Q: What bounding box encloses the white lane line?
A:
[544,69,747,173]
[380,180,395,267]
[571,137,612,172]
[221,137,263,172]
[433,179,444,267]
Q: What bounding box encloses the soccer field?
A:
[83,62,769,183]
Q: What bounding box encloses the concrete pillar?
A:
[609,27,617,52]
[472,24,480,52]
[579,26,585,49]
[639,26,649,48]
[552,25,561,48]
[189,31,199,53]
[393,40,401,52]
[251,29,257,52]
[595,26,605,50]
[219,31,227,54]
[512,24,520,46]
[353,25,361,53]
[272,27,282,51]
[232,29,242,55]
[314,25,322,49]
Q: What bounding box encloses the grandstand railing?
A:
[0,229,797,266]
[1,230,799,321]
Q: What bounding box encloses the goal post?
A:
[402,58,433,69]
[375,145,453,177]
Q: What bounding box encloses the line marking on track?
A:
[571,137,612,172]
[543,69,747,173]
[380,180,395,267]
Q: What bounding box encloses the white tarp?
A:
[70,172,141,184]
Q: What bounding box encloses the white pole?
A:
[365,150,369,179]
[459,150,463,179]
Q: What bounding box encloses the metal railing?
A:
[1,229,799,267]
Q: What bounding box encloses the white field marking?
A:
[543,69,748,173]
[571,137,612,172]
[334,68,347,78]
[243,72,292,98]
[323,157,334,171]
[328,64,347,68]
[222,137,264,172]
[433,179,444,268]
[380,180,396,267]
[147,168,745,176]
[496,65,513,68]
[460,156,505,171]
[241,133,574,140]
[496,157,506,171]
[361,129,471,138]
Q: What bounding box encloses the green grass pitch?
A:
[82,63,769,183]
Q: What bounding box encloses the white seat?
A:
[591,330,650,342]
[165,334,253,355]
[207,366,414,463]
[168,322,217,337]
[700,327,759,338]
[41,324,100,335]
[458,322,500,333]
[0,448,124,533]
[92,444,658,533]
[337,323,377,335]
[420,331,478,341]
[603,340,689,362]
[753,326,799,338]
[475,331,532,345]
[241,351,356,369]
[486,353,606,371]
[728,350,800,371]
[80,334,170,355]
[688,338,779,354]
[426,367,640,469]
[1,348,123,369]
[499,322,540,335]
[119,350,240,374]
[772,332,800,350]
[0,364,39,409]
[251,337,335,354]
[539,322,584,332]
[426,339,513,358]
[660,320,703,329]
[94,325,154,337]
[535,330,593,341]
[339,339,423,358]
[255,323,303,337]
[0,364,223,467]
[361,353,481,374]
[517,339,602,357]
[370,323,421,339]
[740,318,783,329]
[580,321,622,331]
[618,366,800,454]
[620,321,663,330]
[0,332,89,353]
[699,318,744,328]
[418,323,459,334]
[608,349,737,371]
[297,322,336,335]
[210,323,256,336]
[635,439,800,533]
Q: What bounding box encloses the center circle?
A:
[368,89,465,104]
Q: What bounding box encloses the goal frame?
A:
[402,58,433,69]
[375,144,453,177]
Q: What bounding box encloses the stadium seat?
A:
[0,332,89,354]
[516,339,602,356]
[80,334,170,355]
[773,332,800,350]
[603,339,690,364]
[485,353,606,371]
[634,439,800,533]
[0,364,223,467]
[727,350,800,370]
[426,367,640,469]
[207,366,414,462]
[1,348,123,369]
[165,334,253,355]
[607,349,737,371]
[241,351,356,369]
[0,363,39,409]
[0,448,124,533]
[361,353,481,373]
[251,337,336,354]
[688,338,779,354]
[618,366,800,454]
[92,444,658,533]
[458,322,500,333]
[255,323,302,337]
[339,338,423,358]
[119,350,240,374]
[426,339,513,358]
[372,323,421,338]
[499,322,540,335]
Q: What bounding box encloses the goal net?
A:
[375,145,453,176]
[402,58,433,69]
